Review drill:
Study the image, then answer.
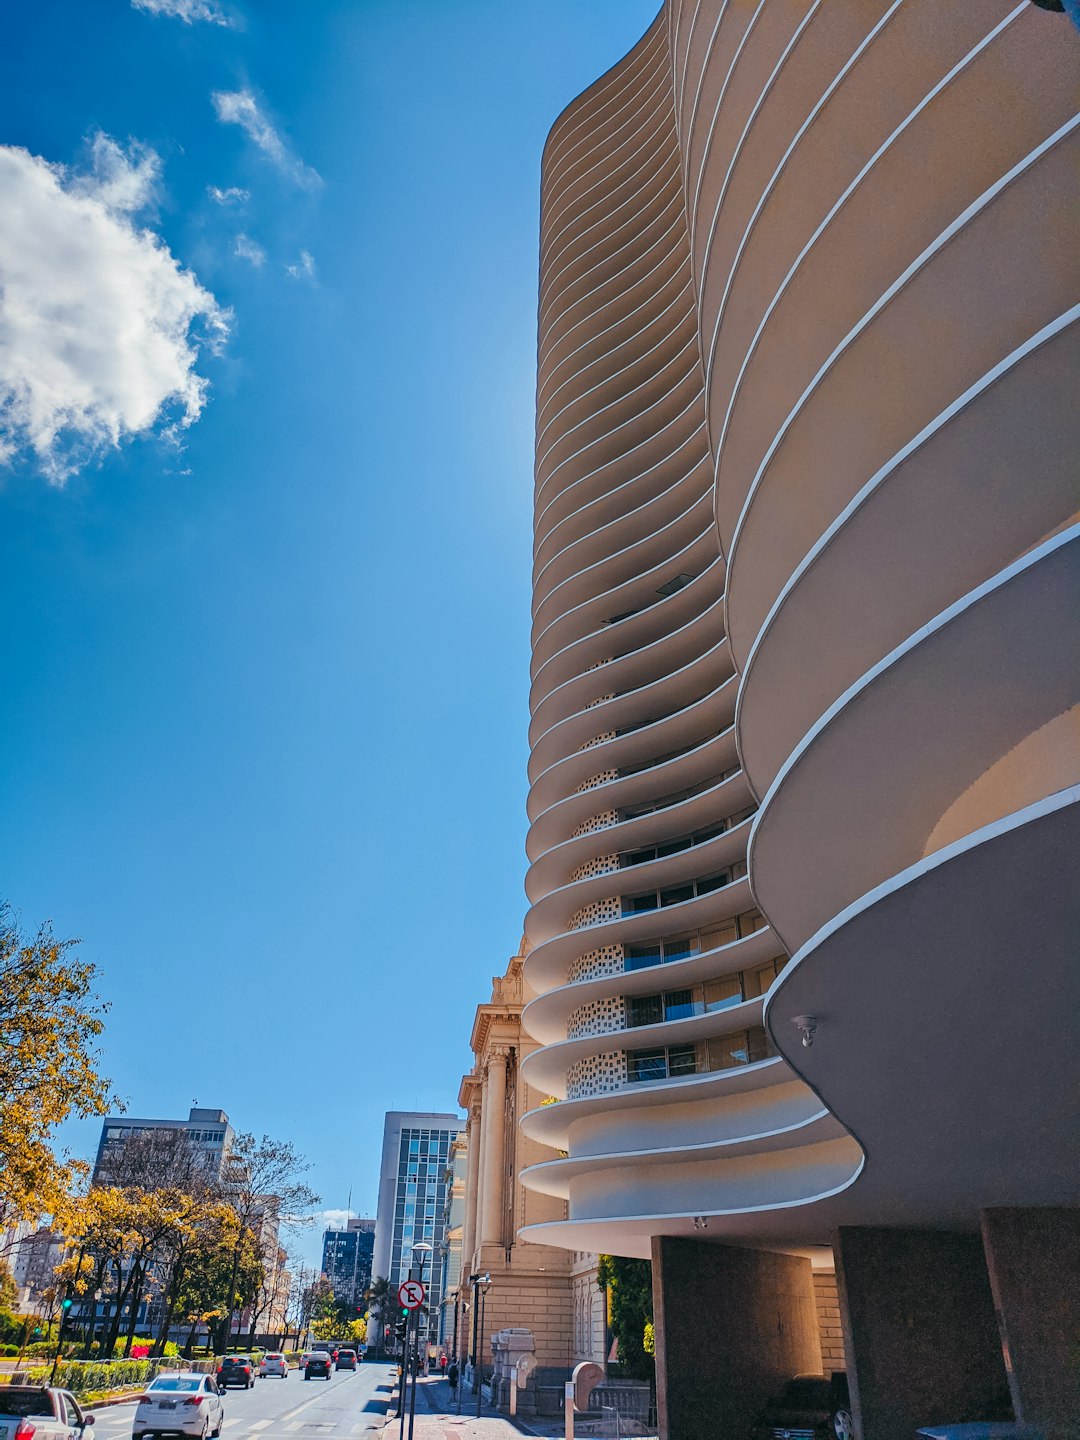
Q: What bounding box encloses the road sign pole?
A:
[406,1306,420,1440]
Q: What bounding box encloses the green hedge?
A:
[0,1359,207,1396]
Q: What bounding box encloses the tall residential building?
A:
[93,1106,234,1184]
[517,6,1078,1440]
[436,1132,467,1354]
[371,1111,462,1350]
[321,1218,375,1312]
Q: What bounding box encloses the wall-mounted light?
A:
[692,1216,708,1231]
[792,1015,818,1048]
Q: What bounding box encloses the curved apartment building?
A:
[519,5,1079,1437]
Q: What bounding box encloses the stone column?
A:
[981,1207,1080,1439]
[834,1226,1009,1440]
[460,1102,481,1284]
[480,1046,509,1247]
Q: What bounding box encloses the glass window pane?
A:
[627,994,664,1028]
[667,1044,699,1077]
[663,989,696,1020]
[624,943,662,971]
[659,884,694,907]
[710,1033,749,1070]
[695,872,729,896]
[662,934,697,962]
[628,1049,667,1083]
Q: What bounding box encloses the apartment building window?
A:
[621,910,767,974]
[620,821,727,867]
[628,1028,771,1085]
[627,1043,700,1083]
[623,868,743,915]
[626,988,703,1028]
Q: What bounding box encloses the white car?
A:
[132,1374,223,1440]
[257,1354,288,1379]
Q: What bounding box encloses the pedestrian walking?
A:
[446,1360,459,1394]
[439,1354,448,1375]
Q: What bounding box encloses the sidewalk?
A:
[379,1375,656,1440]
[378,1375,565,1439]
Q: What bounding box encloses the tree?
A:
[213,1133,318,1351]
[0,905,113,1232]
[597,1254,654,1381]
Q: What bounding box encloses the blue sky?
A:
[0,0,659,1269]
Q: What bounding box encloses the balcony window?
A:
[659,882,695,907]
[708,1026,771,1071]
[662,933,696,961]
[667,1043,699,1076]
[664,989,697,1020]
[624,941,663,971]
[627,1048,667,1083]
[627,994,664,1028]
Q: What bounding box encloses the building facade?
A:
[451,944,603,1409]
[437,1132,467,1353]
[518,6,1079,1439]
[93,1106,234,1185]
[321,1218,375,1313]
[371,1111,462,1354]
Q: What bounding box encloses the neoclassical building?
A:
[517,4,1079,1439]
[451,944,604,1403]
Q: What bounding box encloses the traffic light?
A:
[355,1305,363,1316]
[61,1298,73,1312]
[394,1316,408,1343]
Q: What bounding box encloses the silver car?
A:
[257,1353,288,1379]
[132,1374,223,1440]
[0,1387,96,1440]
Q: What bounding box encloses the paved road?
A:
[91,1364,399,1440]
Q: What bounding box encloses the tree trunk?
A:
[103,1258,135,1356]
[122,1259,146,1357]
[182,1322,197,1360]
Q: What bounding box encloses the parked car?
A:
[132,1374,223,1439]
[334,1350,356,1371]
[302,1352,332,1381]
[751,1373,853,1440]
[258,1353,289,1379]
[0,1386,96,1440]
[215,1356,254,1390]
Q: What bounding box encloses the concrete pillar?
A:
[461,1102,481,1282]
[834,1226,1010,1440]
[651,1237,822,1440]
[981,1207,1080,1440]
[480,1047,508,1246]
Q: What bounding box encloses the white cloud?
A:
[0,134,228,485]
[207,184,249,205]
[315,1209,351,1231]
[211,89,321,190]
[132,0,236,27]
[234,233,265,267]
[285,249,316,282]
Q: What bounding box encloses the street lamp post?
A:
[470,1273,491,1419]
[405,1243,432,1440]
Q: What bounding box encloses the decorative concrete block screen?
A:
[567,1050,627,1099]
[567,995,627,1040]
[568,944,625,983]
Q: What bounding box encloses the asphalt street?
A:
[90,1364,399,1440]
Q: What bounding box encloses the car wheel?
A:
[833,1409,855,1440]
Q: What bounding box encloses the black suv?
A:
[751,1373,853,1440]
[303,1352,332,1381]
[216,1356,255,1389]
[335,1350,356,1371]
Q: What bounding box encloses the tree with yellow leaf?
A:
[0,904,113,1234]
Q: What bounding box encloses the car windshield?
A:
[222,1358,247,1366]
[150,1379,202,1393]
[780,1379,830,1407]
[0,1392,54,1418]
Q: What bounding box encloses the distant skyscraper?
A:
[321,1218,375,1311]
[372,1112,462,1346]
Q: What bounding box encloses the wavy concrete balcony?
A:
[519,0,1079,1270]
